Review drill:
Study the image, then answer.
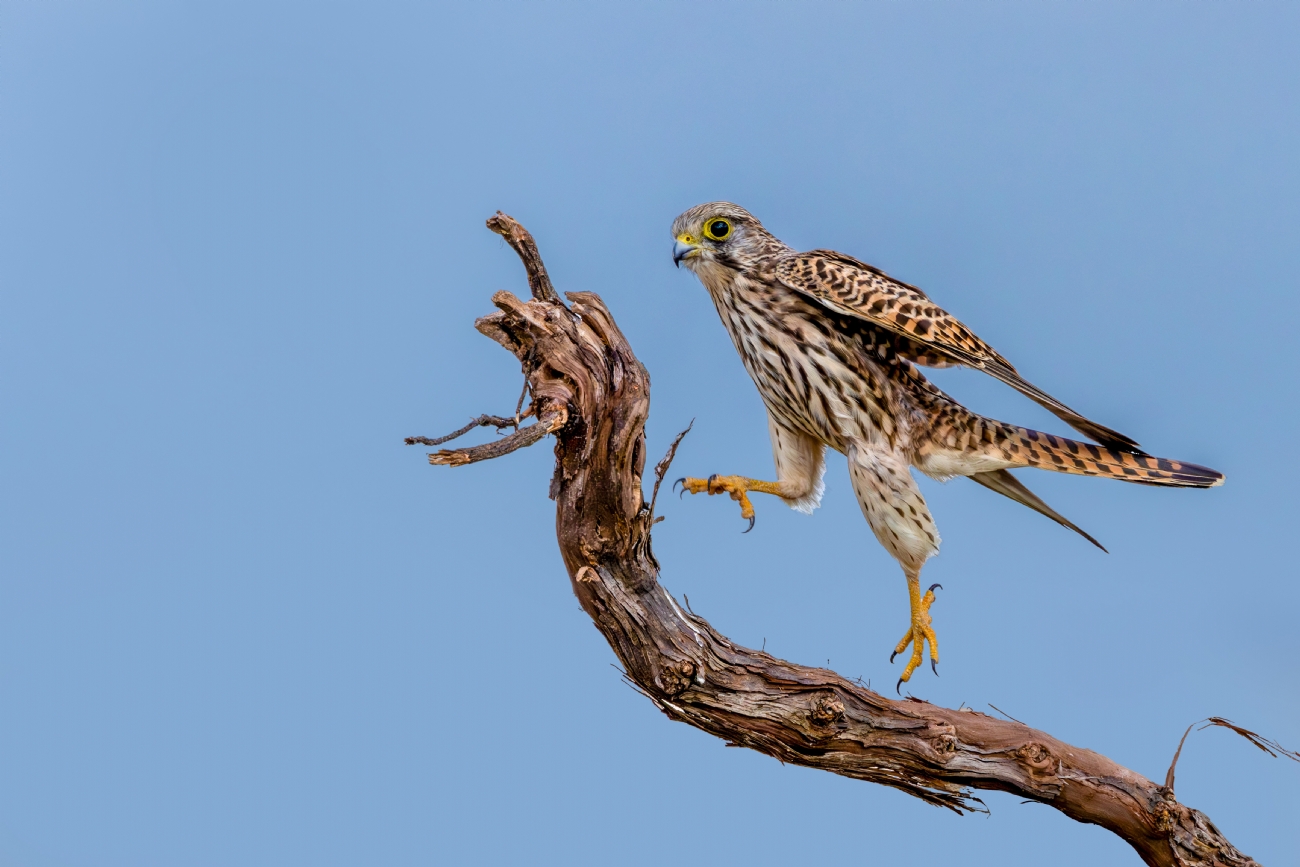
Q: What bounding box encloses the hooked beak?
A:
[672,238,698,268]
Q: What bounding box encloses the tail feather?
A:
[979,422,1225,488]
[968,469,1106,551]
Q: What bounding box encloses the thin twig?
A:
[1165,722,1197,793]
[988,704,1026,725]
[1166,716,1300,794]
[1199,717,1300,761]
[514,376,531,428]
[405,414,520,447]
[648,419,694,521]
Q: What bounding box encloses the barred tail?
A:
[917,411,1221,550]
[967,420,1225,488]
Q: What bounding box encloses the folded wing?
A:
[773,250,1142,453]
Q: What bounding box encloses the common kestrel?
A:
[671,202,1223,690]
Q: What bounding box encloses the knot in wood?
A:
[658,660,696,697]
[1016,742,1055,772]
[811,694,845,726]
[1150,798,1176,833]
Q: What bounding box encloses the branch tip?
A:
[1167,716,1300,794]
[648,419,694,521]
[485,211,564,307]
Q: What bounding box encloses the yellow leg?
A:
[891,574,941,692]
[674,475,785,531]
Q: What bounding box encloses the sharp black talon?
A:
[890,651,898,664]
[707,473,719,493]
[743,515,755,534]
[928,583,943,594]
[895,677,904,695]
[674,477,686,498]
[931,659,939,676]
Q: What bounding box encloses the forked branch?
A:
[412,213,1273,867]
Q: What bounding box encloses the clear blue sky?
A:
[2,3,1296,865]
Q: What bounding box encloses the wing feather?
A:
[967,469,1106,551]
[773,250,1143,453]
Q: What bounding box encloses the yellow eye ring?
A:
[702,218,732,241]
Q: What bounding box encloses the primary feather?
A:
[773,250,1142,452]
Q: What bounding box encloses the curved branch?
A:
[419,213,1262,867]
[486,210,563,307]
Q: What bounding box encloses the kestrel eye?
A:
[704,219,732,241]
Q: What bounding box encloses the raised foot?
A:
[892,583,942,693]
[673,474,769,532]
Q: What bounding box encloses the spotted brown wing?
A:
[773,250,1143,453]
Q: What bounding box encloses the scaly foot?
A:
[891,582,942,693]
[674,474,784,532]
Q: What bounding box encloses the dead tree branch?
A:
[413,212,1271,867]
[486,210,563,307]
[404,413,526,447]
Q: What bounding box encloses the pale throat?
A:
[688,257,743,299]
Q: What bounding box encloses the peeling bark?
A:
[410,213,1261,867]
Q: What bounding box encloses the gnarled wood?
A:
[413,213,1262,867]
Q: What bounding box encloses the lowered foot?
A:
[892,583,941,693]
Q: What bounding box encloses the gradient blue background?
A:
[2,3,1296,864]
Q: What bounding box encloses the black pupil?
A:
[709,220,729,238]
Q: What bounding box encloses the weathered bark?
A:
[414,212,1264,867]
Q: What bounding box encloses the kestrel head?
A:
[671,202,786,274]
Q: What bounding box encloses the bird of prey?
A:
[670,202,1223,691]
